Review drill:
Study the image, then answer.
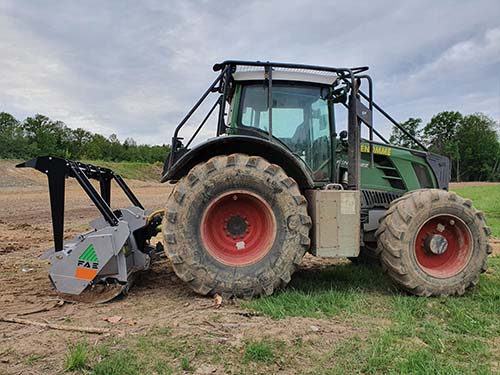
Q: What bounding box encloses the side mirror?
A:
[321,85,348,104]
[330,85,348,104]
[339,130,348,140]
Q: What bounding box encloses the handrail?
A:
[357,90,427,151]
[168,67,227,170]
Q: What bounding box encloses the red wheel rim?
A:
[414,214,472,278]
[200,190,276,267]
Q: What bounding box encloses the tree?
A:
[0,112,29,158]
[423,111,463,180]
[389,117,423,148]
[455,113,500,181]
[423,111,463,154]
[22,114,69,157]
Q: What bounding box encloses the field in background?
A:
[82,160,163,181]
[451,184,500,237]
[0,159,162,183]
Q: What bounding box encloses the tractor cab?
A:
[230,78,334,182]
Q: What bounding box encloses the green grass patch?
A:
[92,348,140,375]
[81,160,162,181]
[65,342,89,371]
[452,185,500,237]
[246,263,392,319]
[25,353,41,366]
[243,340,277,363]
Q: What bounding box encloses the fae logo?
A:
[74,244,100,280]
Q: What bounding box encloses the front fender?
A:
[161,135,314,190]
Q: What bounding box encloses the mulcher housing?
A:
[17,157,163,302]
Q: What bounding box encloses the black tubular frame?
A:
[166,60,428,190]
[16,156,144,252]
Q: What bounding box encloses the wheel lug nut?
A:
[449,219,455,226]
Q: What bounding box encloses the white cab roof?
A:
[232,70,338,86]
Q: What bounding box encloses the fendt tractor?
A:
[19,60,491,303]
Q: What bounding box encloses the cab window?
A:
[239,83,331,180]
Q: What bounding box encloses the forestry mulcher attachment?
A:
[17,157,164,303]
[21,60,491,302]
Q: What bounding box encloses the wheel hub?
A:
[225,214,248,238]
[423,234,448,255]
[415,214,472,278]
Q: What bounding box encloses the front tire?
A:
[376,189,491,296]
[163,153,311,298]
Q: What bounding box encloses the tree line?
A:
[1,110,498,181]
[389,112,500,182]
[0,112,170,164]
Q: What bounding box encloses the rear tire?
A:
[376,189,491,296]
[163,153,311,298]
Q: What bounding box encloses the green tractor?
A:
[20,60,491,303]
[162,60,491,298]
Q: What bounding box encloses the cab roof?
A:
[232,69,338,86]
[214,60,369,86]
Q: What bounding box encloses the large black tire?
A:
[376,189,491,296]
[163,153,311,298]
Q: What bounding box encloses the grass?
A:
[451,185,500,237]
[243,340,276,363]
[244,258,500,374]
[65,342,89,371]
[245,262,390,319]
[81,160,162,181]
[25,353,41,366]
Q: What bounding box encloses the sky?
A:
[1,0,499,145]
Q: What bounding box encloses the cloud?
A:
[0,0,499,145]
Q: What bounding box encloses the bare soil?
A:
[449,181,500,189]
[0,161,361,374]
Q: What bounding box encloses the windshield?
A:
[239,83,331,180]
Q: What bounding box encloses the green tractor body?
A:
[161,60,489,298]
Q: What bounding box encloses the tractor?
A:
[20,60,491,302]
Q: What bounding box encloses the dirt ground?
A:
[449,181,500,189]
[0,161,357,375]
[0,161,499,374]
